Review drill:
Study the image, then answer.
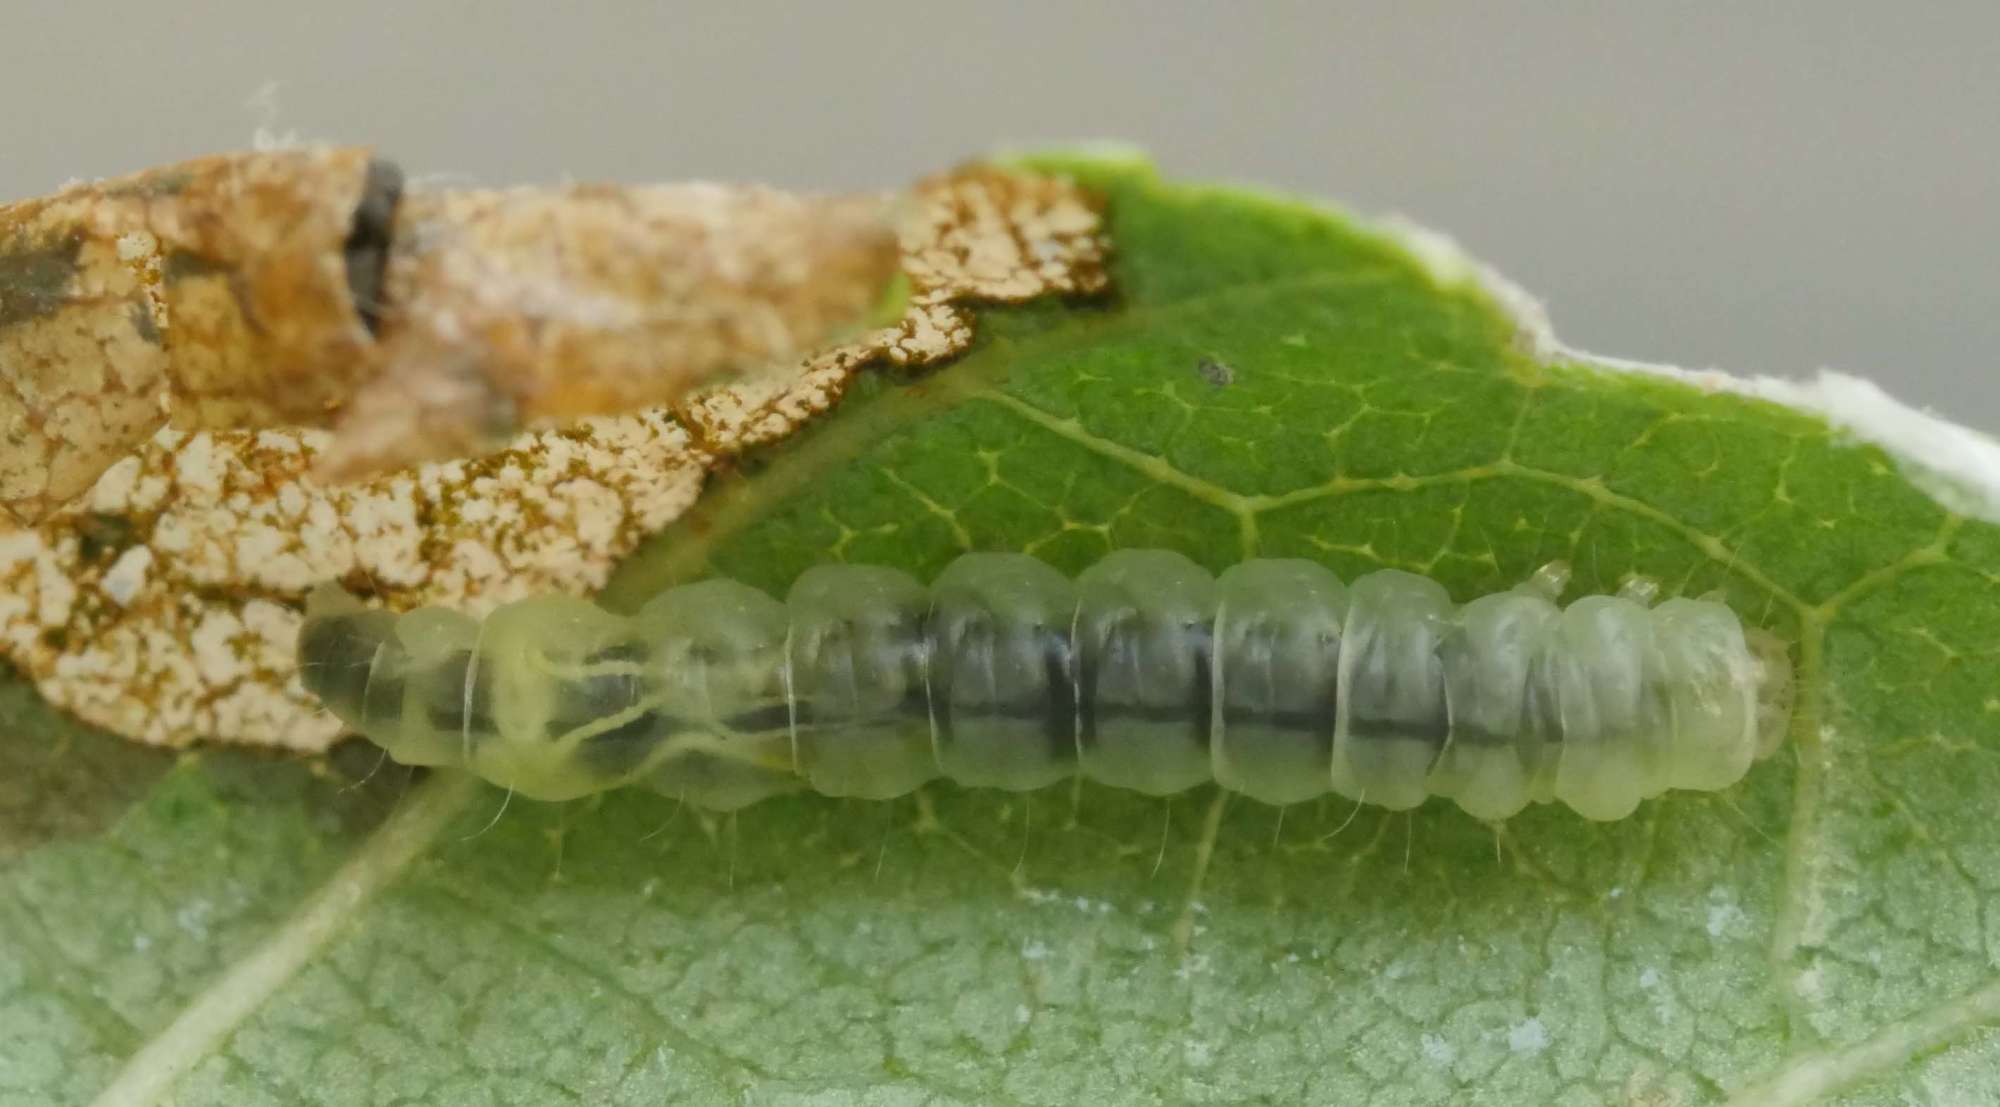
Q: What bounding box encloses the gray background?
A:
[6,2,1995,429]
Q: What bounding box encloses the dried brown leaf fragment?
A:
[0,163,1110,752]
[318,181,904,480]
[0,148,384,522]
[680,166,1111,448]
[0,147,904,520]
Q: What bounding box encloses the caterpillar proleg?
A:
[299,551,1793,821]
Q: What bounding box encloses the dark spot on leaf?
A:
[191,584,242,606]
[1196,357,1235,388]
[164,250,232,283]
[75,514,138,563]
[128,302,161,345]
[0,230,83,329]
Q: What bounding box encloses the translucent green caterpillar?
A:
[298,551,1793,821]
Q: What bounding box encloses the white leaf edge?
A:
[1383,214,2000,524]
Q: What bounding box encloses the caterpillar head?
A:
[297,583,391,723]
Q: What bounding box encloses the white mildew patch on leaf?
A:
[0,166,1107,752]
[2,155,1997,1107]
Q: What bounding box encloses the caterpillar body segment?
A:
[1334,570,1454,811]
[925,553,1078,792]
[1077,549,1218,795]
[298,550,1794,820]
[787,564,937,800]
[1431,574,1568,819]
[1209,559,1347,806]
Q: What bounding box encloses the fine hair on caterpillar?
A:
[298,550,1794,822]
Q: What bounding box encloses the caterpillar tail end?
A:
[1746,628,1795,759]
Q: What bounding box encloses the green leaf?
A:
[7,156,1999,1106]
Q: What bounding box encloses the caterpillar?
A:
[298,551,1793,822]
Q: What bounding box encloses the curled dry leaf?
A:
[0,148,383,523]
[317,179,906,480]
[0,165,1109,751]
[0,146,905,521]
